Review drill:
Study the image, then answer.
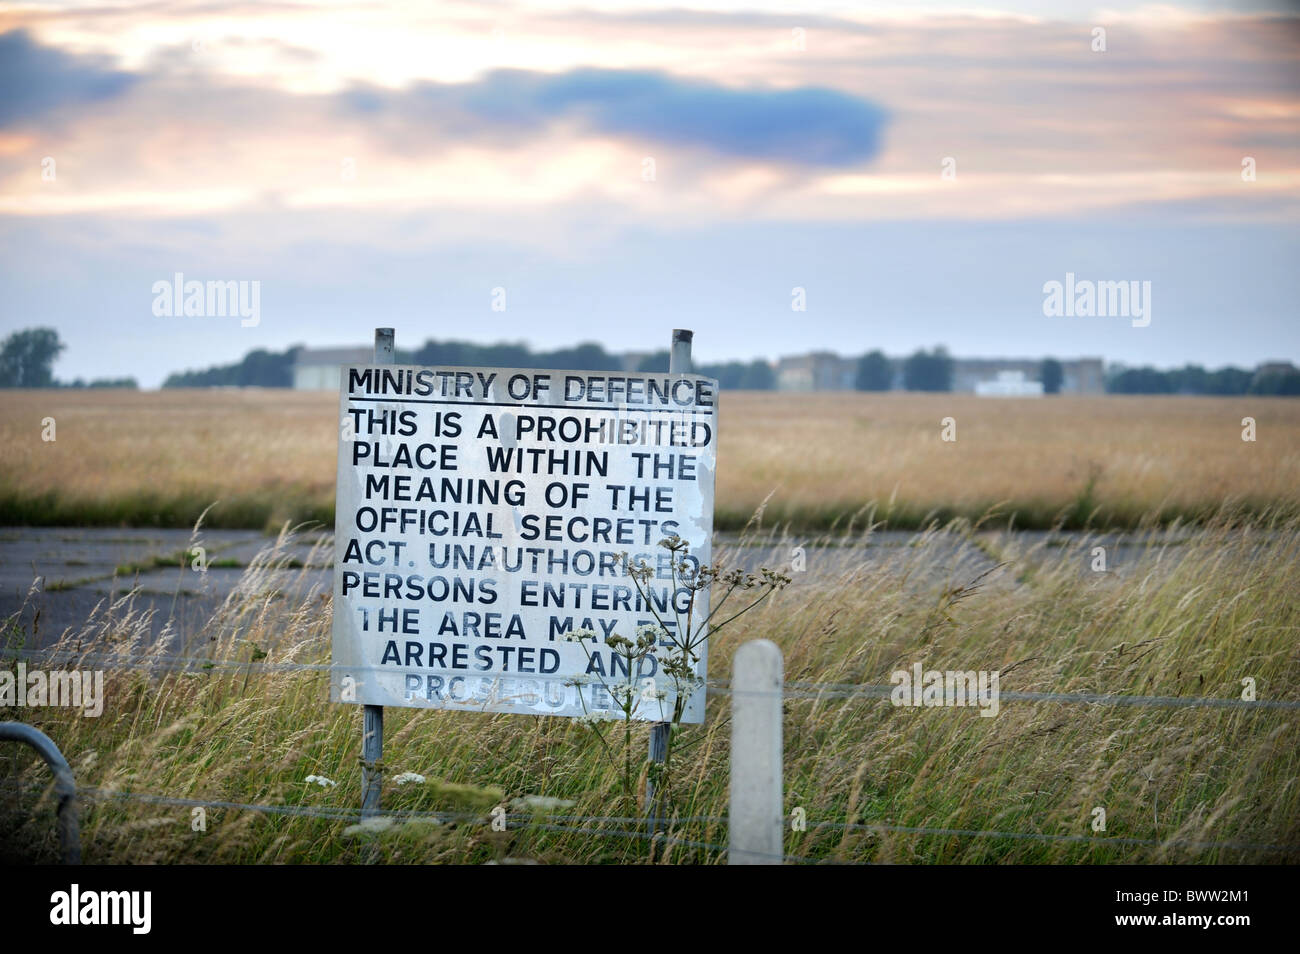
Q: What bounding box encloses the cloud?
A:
[0,30,137,128]
[2,9,1296,224]
[340,68,889,167]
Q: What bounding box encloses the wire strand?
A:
[2,780,1287,858]
[3,647,1295,710]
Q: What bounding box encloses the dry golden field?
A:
[0,388,1297,529]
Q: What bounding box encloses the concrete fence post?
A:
[729,639,783,864]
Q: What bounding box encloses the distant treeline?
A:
[850,351,1300,395]
[1106,364,1300,395]
[855,349,953,391]
[59,377,139,389]
[163,340,780,390]
[0,328,137,389]
[7,325,1294,395]
[406,341,777,390]
[156,342,1300,395]
[163,346,302,388]
[630,350,775,389]
[413,340,633,374]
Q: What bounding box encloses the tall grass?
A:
[3,511,1297,864]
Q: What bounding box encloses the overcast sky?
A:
[1,0,1297,387]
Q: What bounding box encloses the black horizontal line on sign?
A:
[346,397,714,414]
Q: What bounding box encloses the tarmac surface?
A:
[0,525,1193,651]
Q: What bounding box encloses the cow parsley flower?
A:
[510,795,577,812]
[609,684,638,704]
[343,817,394,836]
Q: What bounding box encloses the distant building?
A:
[772,352,1105,394]
[953,357,1103,395]
[292,346,372,390]
[975,370,1044,397]
[618,351,657,372]
[776,352,856,391]
[1255,361,1297,377]
[1059,358,1106,395]
[1250,360,1300,393]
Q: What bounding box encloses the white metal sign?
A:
[331,365,718,722]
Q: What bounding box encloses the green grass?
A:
[2,486,1296,535]
[2,510,1297,864]
[0,488,332,534]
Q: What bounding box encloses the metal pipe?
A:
[0,721,81,864]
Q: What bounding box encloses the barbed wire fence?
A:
[2,778,1293,864]
[4,646,1298,709]
[2,643,1297,864]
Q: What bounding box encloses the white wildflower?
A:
[392,772,426,786]
[304,774,336,788]
[509,795,577,812]
[343,816,394,836]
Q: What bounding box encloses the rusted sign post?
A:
[647,328,693,832]
[361,327,393,817]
